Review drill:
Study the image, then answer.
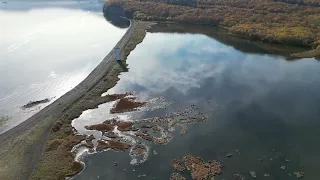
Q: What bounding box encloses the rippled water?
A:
[72,24,320,180]
[0,0,127,133]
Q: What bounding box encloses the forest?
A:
[104,0,320,47]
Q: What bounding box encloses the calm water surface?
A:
[72,25,320,180]
[0,0,127,133]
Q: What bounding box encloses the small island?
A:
[104,0,320,57]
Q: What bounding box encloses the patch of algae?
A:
[0,116,10,126]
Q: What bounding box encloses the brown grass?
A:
[84,135,95,149]
[117,121,134,131]
[172,157,186,171]
[96,140,132,151]
[70,161,83,176]
[183,155,222,180]
[105,92,133,101]
[85,119,135,133]
[170,173,186,180]
[45,139,63,152]
[85,124,114,132]
[51,120,63,132]
[62,135,86,151]
[110,98,146,114]
[105,132,118,138]
[135,132,154,142]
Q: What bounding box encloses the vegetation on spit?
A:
[103,0,320,48]
[29,21,154,180]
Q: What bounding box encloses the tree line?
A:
[104,0,320,47]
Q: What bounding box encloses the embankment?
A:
[0,20,155,180]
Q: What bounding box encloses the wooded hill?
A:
[104,0,320,48]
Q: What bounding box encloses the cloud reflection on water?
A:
[74,29,320,180]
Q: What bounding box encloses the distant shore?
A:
[0,20,155,180]
[103,0,320,58]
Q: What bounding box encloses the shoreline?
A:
[0,20,154,180]
[103,0,320,57]
[144,20,320,59]
[291,45,320,58]
[143,20,320,58]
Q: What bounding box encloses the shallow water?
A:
[0,0,127,133]
[72,25,320,180]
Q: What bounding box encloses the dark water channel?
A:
[73,23,320,180]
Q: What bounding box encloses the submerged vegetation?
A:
[0,116,10,126]
[22,98,51,109]
[104,0,320,48]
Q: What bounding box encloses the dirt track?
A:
[0,20,137,180]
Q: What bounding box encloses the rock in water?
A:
[234,173,244,180]
[294,172,304,178]
[250,171,257,178]
[226,153,233,158]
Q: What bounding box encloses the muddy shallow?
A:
[72,26,320,180]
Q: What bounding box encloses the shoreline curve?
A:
[0,19,152,180]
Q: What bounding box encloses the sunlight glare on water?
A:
[0,0,127,133]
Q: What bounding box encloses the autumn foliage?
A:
[104,0,320,47]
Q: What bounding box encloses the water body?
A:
[0,0,127,133]
[73,24,320,180]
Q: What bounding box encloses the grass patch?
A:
[45,139,63,152]
[85,123,114,132]
[104,92,133,101]
[110,97,146,114]
[51,120,63,132]
[0,119,50,180]
[96,139,132,151]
